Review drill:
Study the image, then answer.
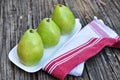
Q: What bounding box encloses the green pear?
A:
[52,4,75,34]
[37,18,60,48]
[17,29,44,66]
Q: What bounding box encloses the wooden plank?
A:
[0,0,3,79]
[0,0,15,80]
[37,70,57,80]
[105,48,120,79]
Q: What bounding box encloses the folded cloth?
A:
[68,16,119,76]
[42,16,120,80]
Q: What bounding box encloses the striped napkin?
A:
[42,16,120,80]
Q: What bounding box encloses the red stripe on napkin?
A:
[44,37,120,80]
[89,21,109,37]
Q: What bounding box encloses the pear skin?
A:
[37,18,60,48]
[52,4,75,34]
[17,29,44,66]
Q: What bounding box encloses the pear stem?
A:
[46,18,50,22]
[29,29,34,33]
[59,4,62,7]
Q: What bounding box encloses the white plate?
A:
[8,19,82,73]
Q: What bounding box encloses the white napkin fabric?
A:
[69,16,118,76]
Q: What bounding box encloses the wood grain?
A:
[0,0,120,80]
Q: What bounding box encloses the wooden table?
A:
[0,0,120,80]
